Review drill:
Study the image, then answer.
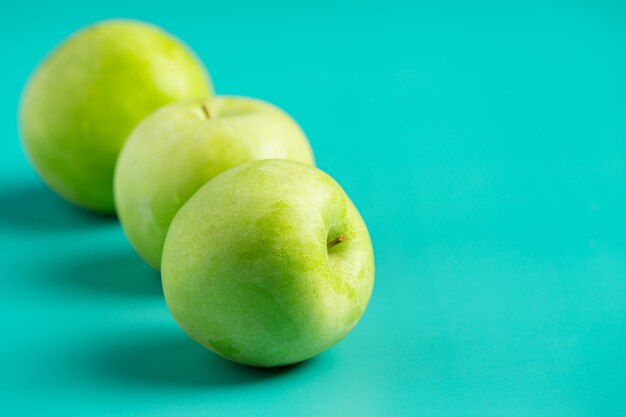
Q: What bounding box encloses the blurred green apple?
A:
[20,19,212,213]
[114,97,314,269]
[162,160,374,367]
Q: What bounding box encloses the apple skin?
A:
[162,159,374,367]
[114,97,315,270]
[19,19,212,213]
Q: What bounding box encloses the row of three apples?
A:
[21,20,374,367]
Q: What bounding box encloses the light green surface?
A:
[115,97,314,269]
[20,20,212,212]
[162,160,374,366]
[1,1,626,416]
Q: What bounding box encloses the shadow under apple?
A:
[0,182,115,232]
[88,328,323,387]
[44,246,163,299]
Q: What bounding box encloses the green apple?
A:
[114,96,314,270]
[162,159,374,367]
[20,19,212,213]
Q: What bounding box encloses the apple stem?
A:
[327,235,345,249]
[201,104,211,119]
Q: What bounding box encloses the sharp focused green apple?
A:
[114,97,314,269]
[162,159,374,367]
[20,19,212,213]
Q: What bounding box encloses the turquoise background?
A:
[1,1,625,415]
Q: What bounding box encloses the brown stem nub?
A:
[201,104,211,119]
[327,235,345,249]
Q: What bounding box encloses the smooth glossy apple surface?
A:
[115,97,314,269]
[162,160,374,367]
[20,19,212,213]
